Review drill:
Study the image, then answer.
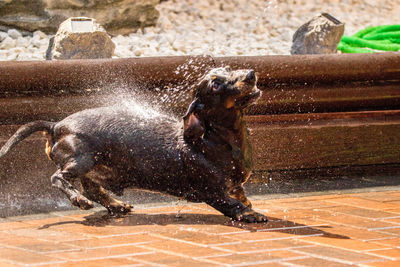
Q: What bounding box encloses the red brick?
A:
[42,257,141,267]
[49,245,153,261]
[0,235,78,253]
[205,250,305,265]
[7,228,89,242]
[130,252,219,266]
[291,245,384,264]
[285,256,353,266]
[314,212,398,230]
[312,225,393,241]
[0,247,62,265]
[63,233,160,249]
[321,206,399,219]
[325,197,399,210]
[155,230,236,246]
[139,239,227,258]
[300,236,390,251]
[370,238,400,247]
[0,261,23,267]
[365,260,400,267]
[0,221,32,231]
[212,238,312,253]
[367,248,400,260]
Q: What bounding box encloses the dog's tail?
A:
[0,121,55,159]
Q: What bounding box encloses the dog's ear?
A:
[183,98,205,141]
[192,76,210,99]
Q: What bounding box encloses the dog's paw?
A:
[236,210,268,223]
[107,202,133,215]
[70,195,94,210]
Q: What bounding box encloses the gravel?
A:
[1,0,399,60]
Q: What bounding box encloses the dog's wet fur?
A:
[0,67,267,223]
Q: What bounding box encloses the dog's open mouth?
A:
[235,90,261,107]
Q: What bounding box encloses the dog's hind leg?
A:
[80,176,132,215]
[50,155,95,210]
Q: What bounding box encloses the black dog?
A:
[0,67,267,223]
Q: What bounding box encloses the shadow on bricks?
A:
[39,210,349,240]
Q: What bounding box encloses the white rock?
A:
[7,29,22,40]
[16,36,29,47]
[49,17,115,60]
[0,37,17,49]
[133,48,144,56]
[0,31,8,42]
[7,53,18,60]
[33,30,48,40]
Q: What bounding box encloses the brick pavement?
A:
[0,189,399,266]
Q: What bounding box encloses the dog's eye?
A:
[211,81,220,91]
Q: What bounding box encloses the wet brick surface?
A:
[0,189,400,266]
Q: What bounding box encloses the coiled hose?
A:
[337,25,400,53]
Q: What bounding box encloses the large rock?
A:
[0,0,160,36]
[47,17,115,60]
[291,13,345,55]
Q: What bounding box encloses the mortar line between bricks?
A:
[235,245,316,255]
[316,209,400,222]
[0,257,64,267]
[315,217,383,231]
[280,261,307,267]
[244,233,324,243]
[256,224,329,232]
[147,232,235,253]
[230,256,310,267]
[287,248,361,265]
[373,216,400,221]
[21,260,69,267]
[207,244,317,254]
[2,243,82,255]
[44,240,155,252]
[214,230,251,235]
[193,252,233,259]
[135,243,231,266]
[368,225,400,231]
[298,238,397,256]
[52,251,155,262]
[209,241,243,247]
[362,250,400,261]
[115,264,144,267]
[290,244,395,264]
[126,256,168,267]
[375,230,400,237]
[192,255,235,267]
[96,231,148,238]
[362,236,397,242]
[323,201,397,211]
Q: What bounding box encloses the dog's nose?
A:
[245,70,256,82]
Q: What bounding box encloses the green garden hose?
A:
[338,24,400,53]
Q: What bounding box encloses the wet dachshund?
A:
[0,67,267,223]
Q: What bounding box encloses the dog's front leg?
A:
[206,195,267,223]
[229,184,252,208]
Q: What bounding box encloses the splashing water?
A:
[121,99,165,120]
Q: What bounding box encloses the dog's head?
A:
[183,67,261,140]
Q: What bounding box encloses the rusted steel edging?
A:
[215,53,400,86]
[1,53,400,96]
[0,56,215,96]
